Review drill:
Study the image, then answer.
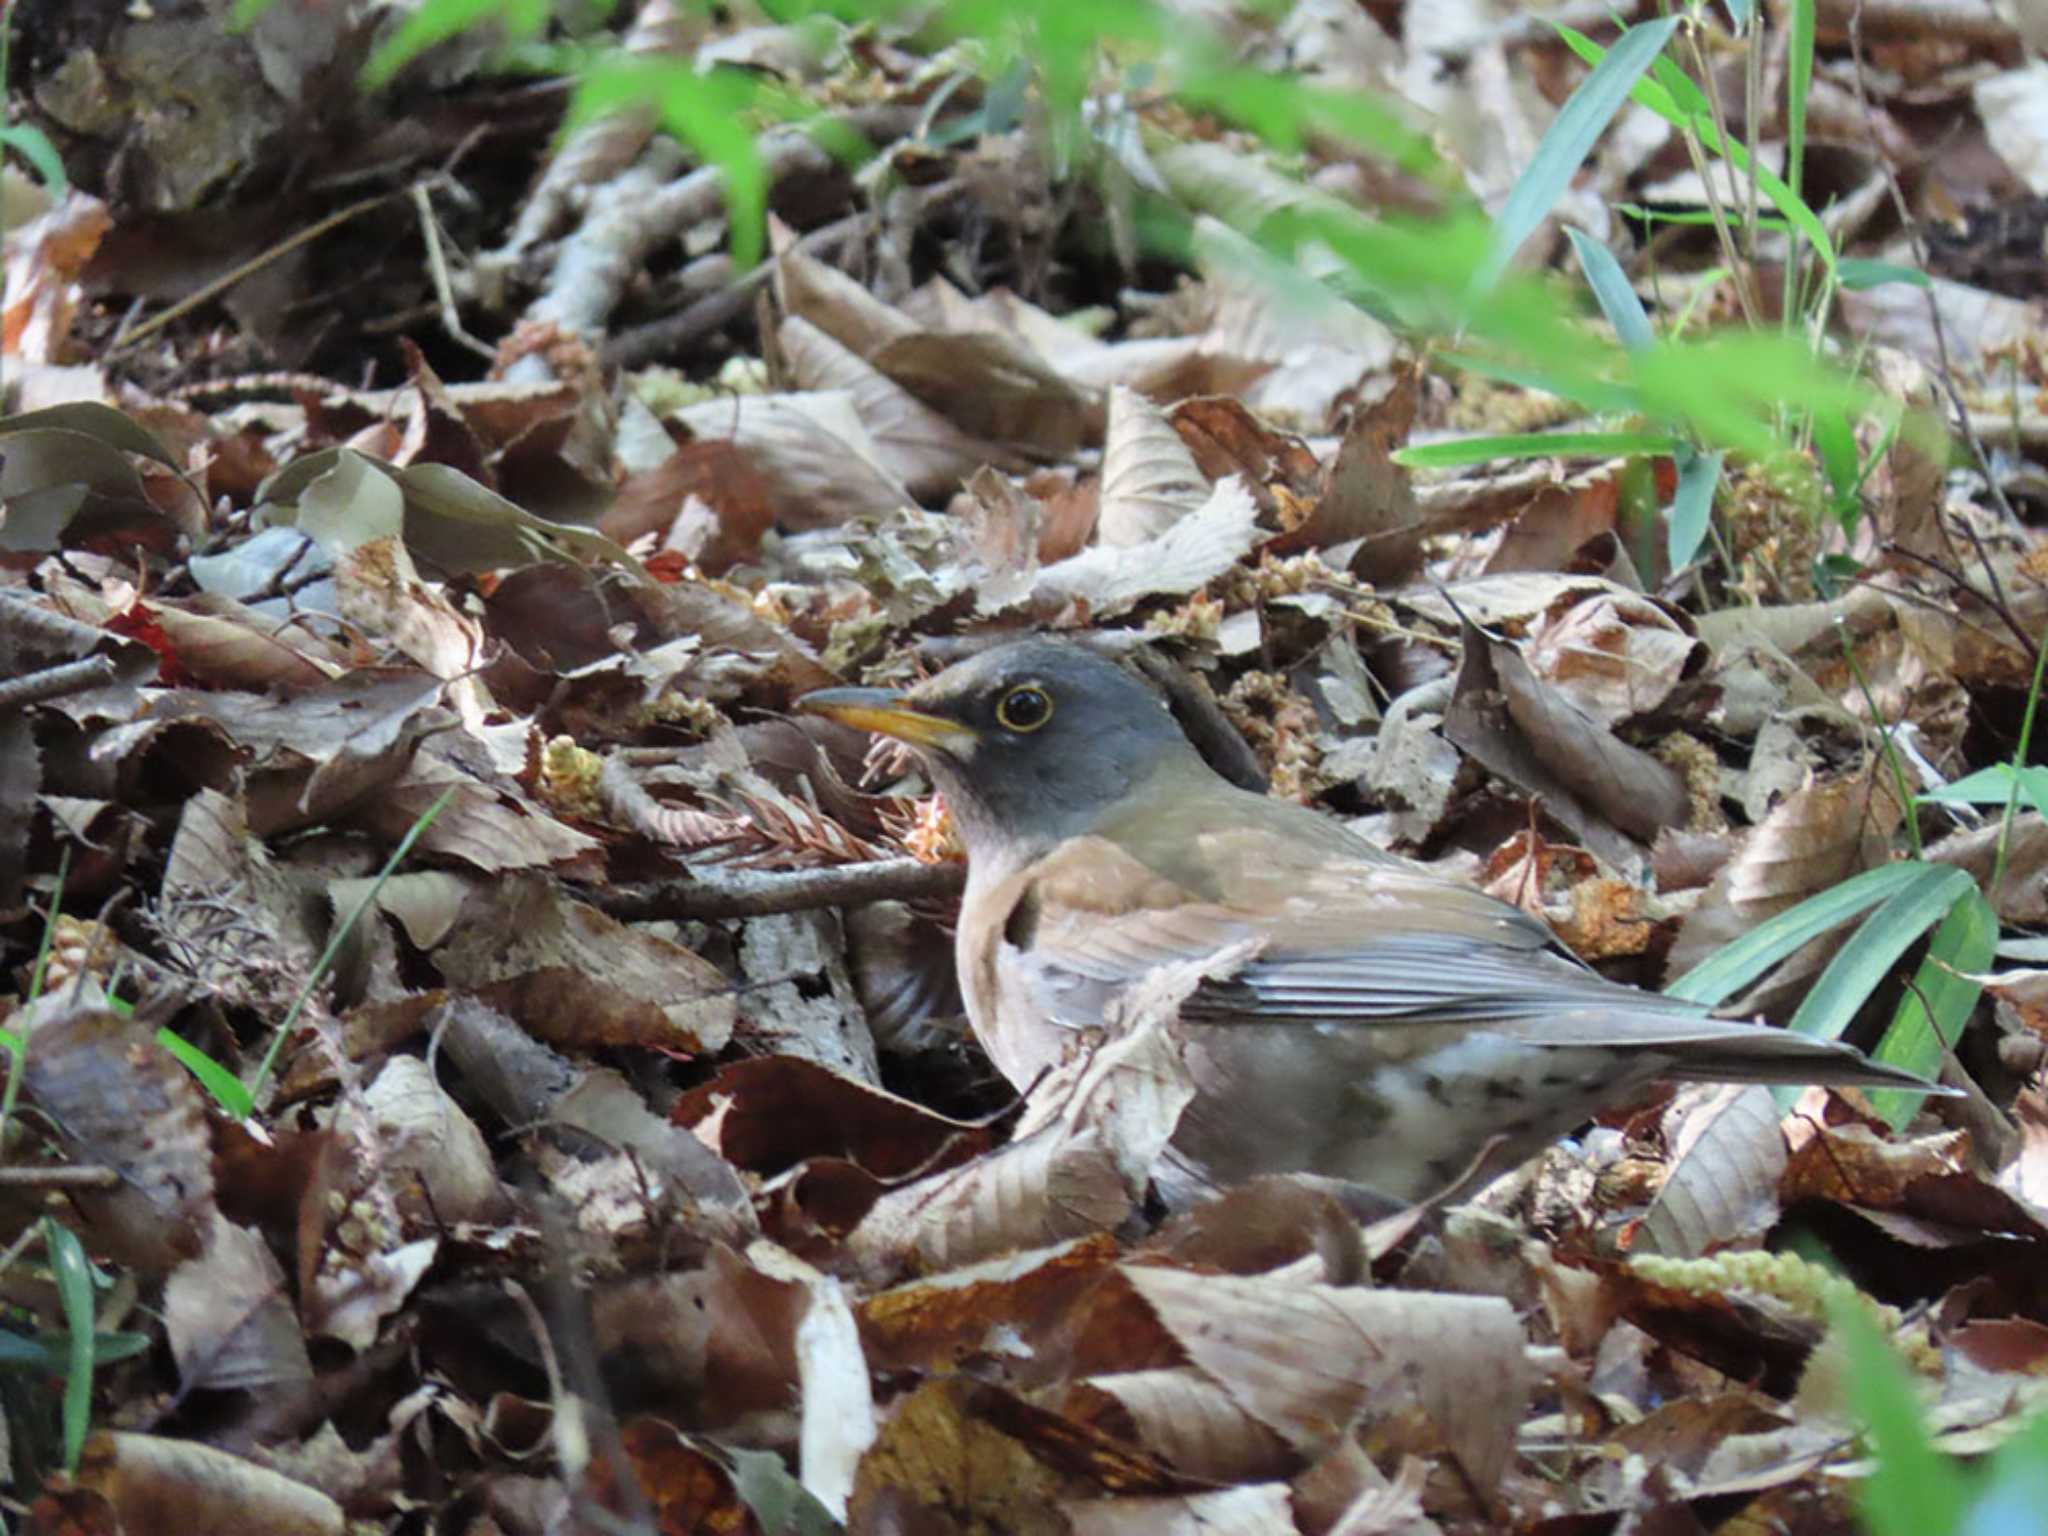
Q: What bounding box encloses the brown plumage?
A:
[801,638,1946,1204]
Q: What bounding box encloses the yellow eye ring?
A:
[996,684,1053,733]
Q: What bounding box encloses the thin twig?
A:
[0,656,117,712]
[106,188,403,357]
[0,1166,121,1190]
[1845,3,2022,538]
[411,180,497,362]
[1880,543,2042,668]
[592,857,964,921]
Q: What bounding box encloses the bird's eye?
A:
[995,684,1053,733]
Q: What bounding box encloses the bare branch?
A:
[591,857,964,921]
[0,655,118,712]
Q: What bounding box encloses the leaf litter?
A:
[2,2,2048,1532]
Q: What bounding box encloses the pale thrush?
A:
[801,639,1945,1204]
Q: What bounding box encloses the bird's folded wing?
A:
[1012,831,1692,1030]
[1007,834,1949,1092]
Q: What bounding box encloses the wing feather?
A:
[999,831,1939,1093]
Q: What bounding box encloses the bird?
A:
[799,637,1947,1206]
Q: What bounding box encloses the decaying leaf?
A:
[21,999,217,1274]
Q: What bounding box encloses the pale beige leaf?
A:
[362,1055,504,1226]
[671,391,912,529]
[1028,476,1260,619]
[1524,591,1700,727]
[358,748,603,875]
[774,240,920,359]
[1074,1369,1291,1484]
[846,960,1209,1277]
[1097,384,1209,547]
[1975,60,2048,194]
[307,1238,437,1353]
[147,595,345,690]
[74,1432,343,1536]
[952,466,1043,615]
[551,1069,756,1229]
[1637,1085,1787,1259]
[1666,765,1898,978]
[165,1214,314,1394]
[1065,1485,1296,1535]
[1123,1265,1532,1492]
[437,873,736,1052]
[332,535,491,730]
[749,1241,877,1520]
[778,314,1016,497]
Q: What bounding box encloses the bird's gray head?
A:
[798,639,1196,860]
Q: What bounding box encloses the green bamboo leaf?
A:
[1918,763,2048,821]
[1567,227,1655,352]
[1665,862,1932,1005]
[1782,864,1974,1055]
[1812,408,1861,523]
[1476,17,1680,296]
[0,1329,46,1368]
[1869,889,1996,1128]
[1557,24,1835,272]
[1645,51,1713,121]
[0,1330,151,1372]
[1667,447,1724,570]
[0,124,68,195]
[1558,26,1681,117]
[1431,352,1643,416]
[1837,259,1931,291]
[1391,431,1679,469]
[363,0,548,89]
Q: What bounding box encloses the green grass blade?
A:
[1476,17,1679,296]
[44,1218,95,1472]
[1618,204,1794,233]
[1665,862,1932,1005]
[1836,1300,1971,1536]
[156,1029,255,1120]
[1972,1409,2048,1536]
[247,787,455,1103]
[1392,431,1679,469]
[1787,0,1815,201]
